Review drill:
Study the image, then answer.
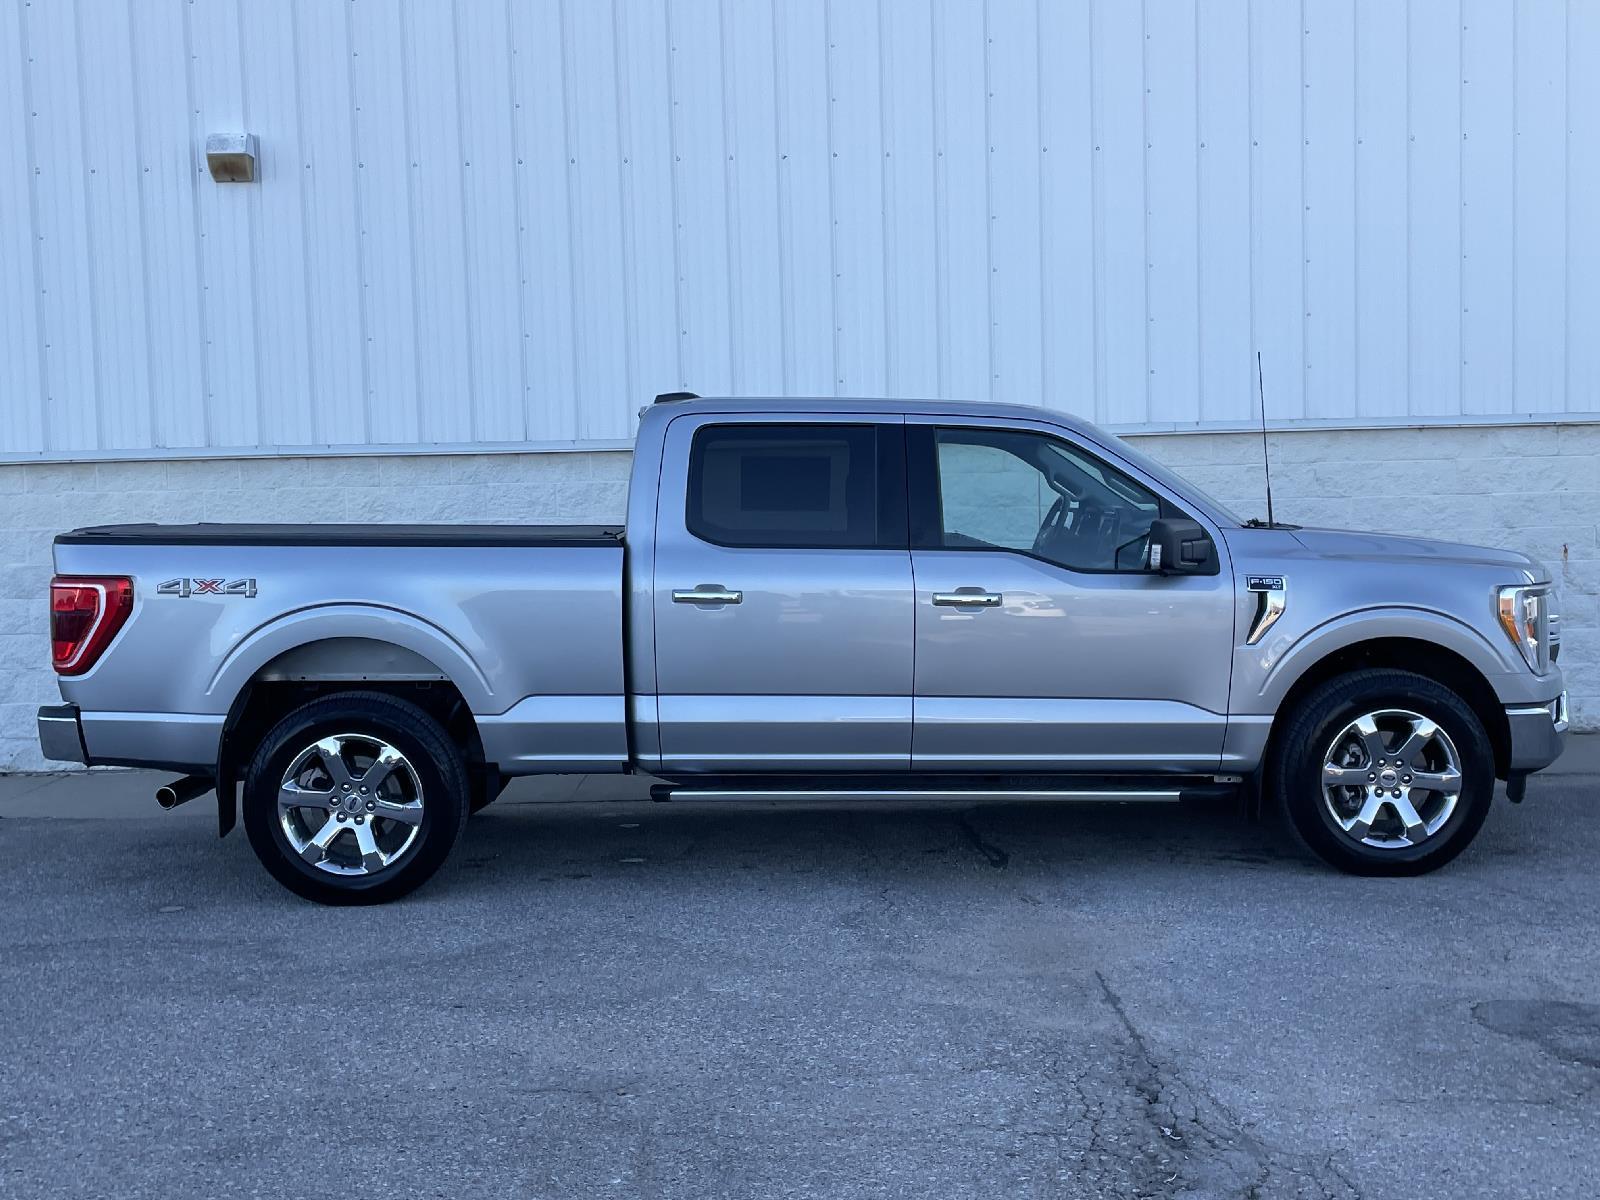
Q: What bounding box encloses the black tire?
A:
[243,691,470,905]
[1267,668,1495,876]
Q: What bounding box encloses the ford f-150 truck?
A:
[37,394,1568,903]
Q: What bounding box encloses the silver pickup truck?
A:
[38,394,1568,903]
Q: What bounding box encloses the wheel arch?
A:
[214,633,492,830]
[207,604,495,711]
[1266,637,1510,779]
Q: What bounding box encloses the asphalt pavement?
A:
[1,745,1597,1199]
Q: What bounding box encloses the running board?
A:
[649,784,1187,804]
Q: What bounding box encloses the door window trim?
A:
[906,423,1195,576]
[684,421,910,551]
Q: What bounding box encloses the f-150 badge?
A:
[157,578,257,598]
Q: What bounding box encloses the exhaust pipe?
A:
[156,775,214,811]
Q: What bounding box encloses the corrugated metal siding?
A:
[2,0,1598,461]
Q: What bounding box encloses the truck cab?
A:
[629,398,1236,776]
[39,395,1569,903]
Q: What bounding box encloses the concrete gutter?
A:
[1554,730,1600,776]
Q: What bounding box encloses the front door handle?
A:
[932,590,1002,608]
[672,586,743,605]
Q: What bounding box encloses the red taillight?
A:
[50,576,134,675]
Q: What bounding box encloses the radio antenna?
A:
[1256,350,1276,528]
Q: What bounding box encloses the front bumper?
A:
[1505,690,1568,774]
[37,704,87,765]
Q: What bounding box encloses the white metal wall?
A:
[2,0,1598,462]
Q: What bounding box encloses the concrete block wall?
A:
[938,442,1057,549]
[1,424,1593,771]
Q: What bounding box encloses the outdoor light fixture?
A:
[205,132,258,182]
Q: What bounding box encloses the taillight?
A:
[50,576,134,675]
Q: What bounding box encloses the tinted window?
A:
[687,424,901,548]
[933,427,1168,571]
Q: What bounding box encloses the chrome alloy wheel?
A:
[1321,709,1464,850]
[277,735,425,876]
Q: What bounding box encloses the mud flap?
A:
[217,778,238,837]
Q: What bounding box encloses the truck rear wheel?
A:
[1268,668,1495,876]
[242,691,470,905]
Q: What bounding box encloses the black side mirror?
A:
[1148,518,1217,575]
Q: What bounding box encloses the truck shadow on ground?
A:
[444,796,1315,894]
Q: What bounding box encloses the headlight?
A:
[1496,584,1552,673]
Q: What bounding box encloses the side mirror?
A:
[1147,518,1217,575]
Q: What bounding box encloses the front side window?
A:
[931,427,1169,572]
[686,424,901,548]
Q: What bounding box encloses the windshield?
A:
[1087,427,1247,527]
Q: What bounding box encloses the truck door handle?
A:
[672,586,743,605]
[932,590,1002,607]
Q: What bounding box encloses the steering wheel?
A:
[1032,496,1066,556]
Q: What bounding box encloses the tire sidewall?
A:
[1276,672,1494,875]
[243,695,467,904]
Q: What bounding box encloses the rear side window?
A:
[686,424,904,549]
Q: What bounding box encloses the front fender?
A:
[1240,605,1516,714]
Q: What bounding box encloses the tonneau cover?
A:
[57,523,624,547]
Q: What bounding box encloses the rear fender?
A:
[207,605,496,715]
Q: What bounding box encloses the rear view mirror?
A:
[1148,518,1217,575]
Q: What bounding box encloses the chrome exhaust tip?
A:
[156,775,214,810]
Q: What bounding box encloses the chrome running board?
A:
[651,786,1183,804]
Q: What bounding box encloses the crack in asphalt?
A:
[955,812,1010,868]
[1088,971,1362,1199]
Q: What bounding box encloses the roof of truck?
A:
[651,393,1106,437]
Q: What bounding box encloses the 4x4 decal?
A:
[157,578,257,598]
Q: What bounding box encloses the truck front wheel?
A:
[242,691,471,905]
[1268,668,1495,876]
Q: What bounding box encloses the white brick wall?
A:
[2,424,1593,771]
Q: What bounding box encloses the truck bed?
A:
[50,521,629,775]
[56,523,624,547]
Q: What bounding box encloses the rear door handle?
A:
[932,590,1002,607]
[672,586,743,605]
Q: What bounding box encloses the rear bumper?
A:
[37,704,88,764]
[1505,691,1569,774]
[36,704,222,772]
